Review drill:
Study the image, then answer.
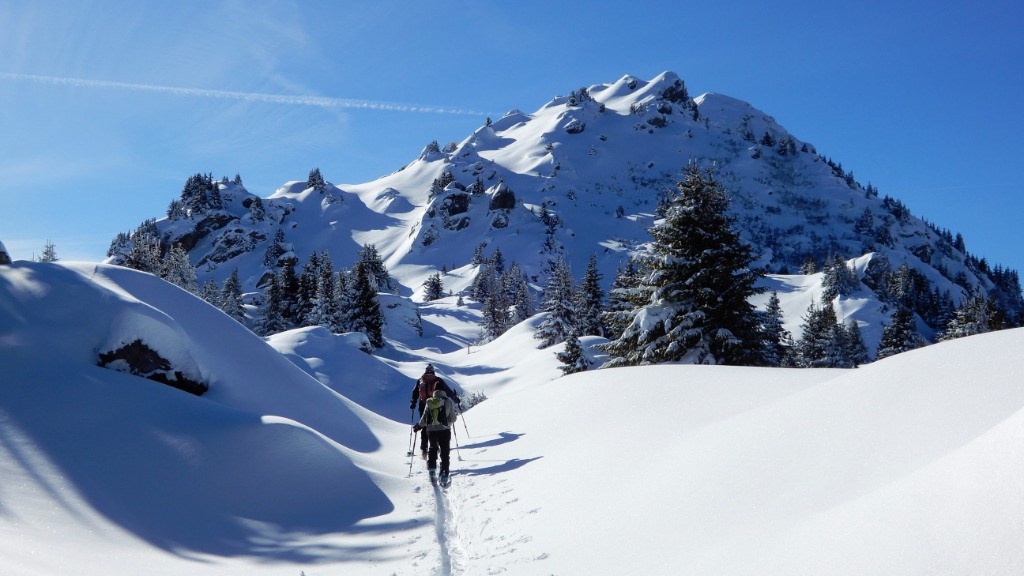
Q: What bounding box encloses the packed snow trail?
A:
[431,481,453,576]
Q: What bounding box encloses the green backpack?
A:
[426,396,448,427]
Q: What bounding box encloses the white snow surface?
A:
[3,260,1024,575]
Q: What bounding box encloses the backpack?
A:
[418,378,437,401]
[426,396,448,427]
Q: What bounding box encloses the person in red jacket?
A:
[409,364,459,458]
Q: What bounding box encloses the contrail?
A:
[0,72,486,116]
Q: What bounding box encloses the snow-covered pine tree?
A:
[257,273,287,336]
[602,165,763,366]
[347,261,385,348]
[263,229,288,267]
[481,293,510,342]
[503,263,535,325]
[306,167,328,194]
[821,253,858,301]
[219,268,246,325]
[575,252,606,337]
[471,258,498,303]
[124,222,163,274]
[39,240,59,263]
[161,245,198,294]
[358,244,396,293]
[200,279,220,307]
[277,257,301,326]
[246,196,266,222]
[423,273,444,301]
[535,257,576,349]
[556,331,590,375]
[296,251,323,323]
[793,300,851,368]
[843,319,870,367]
[760,291,792,367]
[938,293,995,342]
[876,307,924,360]
[305,252,342,331]
[602,256,648,340]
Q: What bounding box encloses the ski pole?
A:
[459,404,471,438]
[451,422,463,462]
[407,409,416,477]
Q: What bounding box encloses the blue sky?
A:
[2,1,1022,276]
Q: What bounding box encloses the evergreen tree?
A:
[556,331,590,375]
[793,300,859,368]
[876,307,924,360]
[306,252,342,330]
[200,279,221,307]
[39,240,59,263]
[471,258,498,303]
[296,251,323,323]
[263,229,288,267]
[602,257,648,340]
[124,222,163,274]
[277,257,301,325]
[257,273,287,336]
[348,261,385,348]
[939,293,995,341]
[603,166,763,366]
[821,253,858,301]
[481,292,510,342]
[535,257,576,348]
[793,300,838,367]
[760,291,792,367]
[423,272,444,301]
[491,247,506,275]
[161,245,198,294]
[575,253,606,337]
[307,167,328,194]
[503,262,535,325]
[842,319,870,367]
[358,244,395,293]
[247,197,266,222]
[219,268,246,324]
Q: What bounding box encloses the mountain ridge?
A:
[107,70,1023,355]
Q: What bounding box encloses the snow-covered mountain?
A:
[108,71,1021,354]
[4,258,1024,575]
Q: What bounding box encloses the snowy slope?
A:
[3,259,1024,575]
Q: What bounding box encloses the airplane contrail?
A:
[0,72,487,116]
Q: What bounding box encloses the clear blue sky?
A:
[2,1,1022,276]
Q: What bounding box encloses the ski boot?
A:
[428,469,437,484]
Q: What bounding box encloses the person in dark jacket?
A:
[414,388,458,484]
[409,364,459,458]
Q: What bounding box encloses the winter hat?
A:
[425,364,435,374]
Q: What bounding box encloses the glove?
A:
[410,401,416,410]
[413,424,424,432]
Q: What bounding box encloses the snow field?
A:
[4,260,1024,575]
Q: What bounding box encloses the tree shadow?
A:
[457,431,524,450]
[452,457,542,477]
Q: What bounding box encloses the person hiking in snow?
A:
[409,364,459,458]
[414,388,458,485]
